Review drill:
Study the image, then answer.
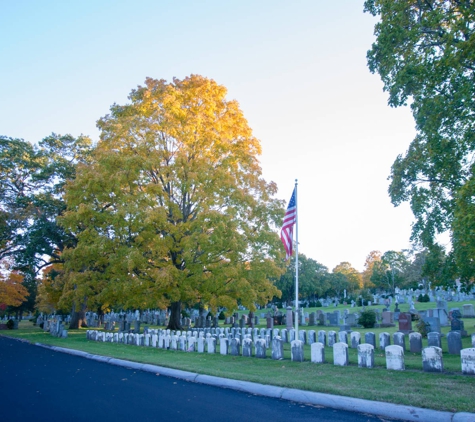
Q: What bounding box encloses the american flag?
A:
[280,188,296,260]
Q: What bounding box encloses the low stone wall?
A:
[86,327,475,375]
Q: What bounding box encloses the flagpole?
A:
[294,179,299,338]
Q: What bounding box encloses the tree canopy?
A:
[60,75,285,329]
[365,1,475,286]
[0,134,92,314]
[274,253,328,303]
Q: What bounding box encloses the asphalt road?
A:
[0,336,409,422]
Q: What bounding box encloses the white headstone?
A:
[333,342,349,366]
[357,343,374,368]
[461,348,475,375]
[385,345,405,371]
[311,342,325,363]
[422,346,443,372]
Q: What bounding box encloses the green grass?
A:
[2,315,475,414]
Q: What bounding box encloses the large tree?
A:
[61,75,284,329]
[274,253,329,303]
[370,250,410,294]
[0,134,91,316]
[332,262,362,294]
[364,1,475,286]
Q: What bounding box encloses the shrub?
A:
[358,310,376,328]
[416,318,430,337]
[218,311,226,320]
[357,298,368,306]
[315,301,322,307]
[6,319,14,330]
[417,293,430,303]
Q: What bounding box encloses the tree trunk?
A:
[69,301,88,329]
[167,301,183,330]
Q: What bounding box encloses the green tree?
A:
[371,250,409,294]
[364,1,475,286]
[61,75,284,330]
[274,253,329,303]
[325,272,349,299]
[362,250,381,290]
[0,134,91,316]
[332,262,362,295]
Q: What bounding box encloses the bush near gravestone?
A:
[417,293,430,302]
[218,311,225,320]
[315,301,322,307]
[358,310,376,328]
[416,318,430,338]
[6,319,14,330]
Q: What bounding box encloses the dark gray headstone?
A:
[427,331,442,348]
[365,332,376,348]
[409,332,422,353]
[393,332,406,350]
[447,331,462,355]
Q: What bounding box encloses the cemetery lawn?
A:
[3,319,475,414]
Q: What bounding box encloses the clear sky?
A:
[1,1,417,272]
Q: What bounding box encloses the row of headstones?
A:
[102,324,475,356]
[85,329,475,375]
[43,319,68,338]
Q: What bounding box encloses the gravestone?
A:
[447,331,462,355]
[230,338,241,356]
[286,307,293,330]
[338,331,348,344]
[345,313,358,327]
[357,344,374,368]
[219,337,228,355]
[318,330,327,346]
[280,328,288,343]
[398,313,413,334]
[307,330,316,344]
[381,311,395,327]
[271,337,284,360]
[461,348,475,375]
[310,342,325,363]
[450,310,467,337]
[364,332,376,348]
[255,338,267,358]
[385,345,405,371]
[423,317,441,334]
[333,342,348,366]
[379,332,391,351]
[291,339,304,362]
[350,332,361,349]
[207,337,216,353]
[422,346,443,372]
[462,304,475,318]
[409,332,422,353]
[242,337,253,357]
[328,331,337,347]
[393,332,406,350]
[327,312,339,326]
[427,332,442,348]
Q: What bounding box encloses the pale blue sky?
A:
[1,1,417,271]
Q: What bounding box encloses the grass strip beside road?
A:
[2,322,475,414]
